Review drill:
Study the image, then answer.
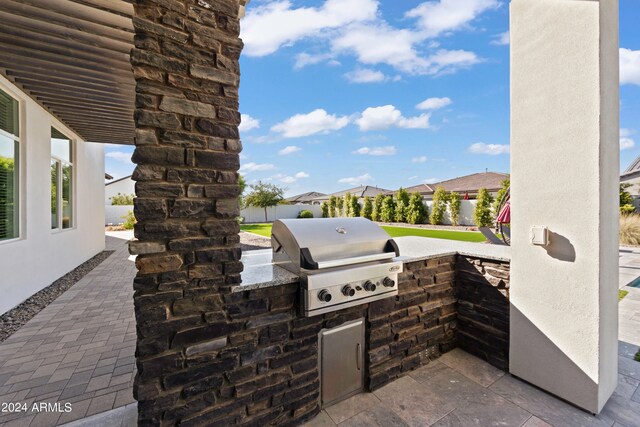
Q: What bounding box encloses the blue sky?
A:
[105,0,640,197]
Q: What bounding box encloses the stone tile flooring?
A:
[304,347,640,427]
[619,247,640,347]
[0,235,136,427]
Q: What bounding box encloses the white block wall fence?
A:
[241,204,323,223]
[105,205,134,225]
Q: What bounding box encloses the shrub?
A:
[121,211,136,230]
[429,187,448,225]
[348,194,360,217]
[336,197,344,217]
[371,194,384,222]
[320,202,329,218]
[620,214,640,246]
[329,196,337,218]
[343,193,351,217]
[362,196,373,220]
[406,192,427,224]
[449,192,461,226]
[492,179,510,218]
[394,188,410,223]
[620,183,636,214]
[298,210,314,219]
[110,193,134,205]
[473,188,494,227]
[379,196,396,222]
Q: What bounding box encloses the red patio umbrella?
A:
[464,192,469,200]
[497,200,511,224]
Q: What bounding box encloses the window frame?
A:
[0,86,22,245]
[50,127,75,232]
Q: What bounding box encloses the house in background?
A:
[283,191,326,205]
[105,174,134,205]
[312,185,390,204]
[0,75,106,314]
[397,171,509,200]
[620,156,640,210]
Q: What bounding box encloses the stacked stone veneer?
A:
[456,257,510,370]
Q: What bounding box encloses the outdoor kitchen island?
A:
[211,235,512,426]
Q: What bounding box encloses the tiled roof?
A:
[399,172,509,195]
[284,191,327,203]
[312,185,391,201]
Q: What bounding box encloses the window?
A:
[51,128,73,230]
[0,89,19,241]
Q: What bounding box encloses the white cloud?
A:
[105,151,132,163]
[278,145,301,155]
[621,138,635,150]
[408,175,418,180]
[344,68,387,83]
[412,156,428,163]
[271,109,350,138]
[353,146,397,156]
[355,105,430,131]
[239,114,260,132]
[241,0,378,57]
[240,162,275,172]
[294,52,335,70]
[620,48,640,86]
[338,173,374,185]
[491,31,510,46]
[280,171,310,184]
[406,0,499,38]
[332,23,480,76]
[416,97,452,110]
[468,142,510,155]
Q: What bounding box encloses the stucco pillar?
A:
[510,0,619,414]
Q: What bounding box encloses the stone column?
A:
[510,0,619,413]
[129,0,243,424]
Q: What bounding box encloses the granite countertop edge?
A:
[234,239,511,293]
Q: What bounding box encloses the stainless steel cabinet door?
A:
[320,318,364,407]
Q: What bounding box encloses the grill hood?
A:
[271,218,399,273]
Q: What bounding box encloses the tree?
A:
[243,181,285,222]
[449,192,461,226]
[379,196,396,223]
[429,187,448,225]
[320,202,329,218]
[348,194,361,217]
[371,194,385,222]
[394,188,410,223]
[110,193,135,206]
[621,183,636,214]
[362,196,373,220]
[336,196,344,217]
[238,175,247,209]
[343,193,352,217]
[406,192,427,224]
[329,196,337,218]
[492,178,510,219]
[473,188,494,227]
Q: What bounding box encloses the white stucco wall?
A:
[241,204,323,223]
[510,0,618,413]
[0,76,105,315]
[105,176,135,205]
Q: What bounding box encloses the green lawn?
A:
[240,223,488,243]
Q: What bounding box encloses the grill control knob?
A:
[318,290,332,302]
[342,285,356,297]
[382,277,395,288]
[363,280,376,292]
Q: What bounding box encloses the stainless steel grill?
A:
[271,218,403,316]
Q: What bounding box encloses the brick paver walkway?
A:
[0,235,136,427]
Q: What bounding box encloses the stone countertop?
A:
[235,249,299,292]
[234,236,511,292]
[393,236,511,263]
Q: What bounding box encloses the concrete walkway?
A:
[0,235,136,427]
[619,247,640,347]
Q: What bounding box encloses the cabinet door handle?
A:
[356,343,361,370]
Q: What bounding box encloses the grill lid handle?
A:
[299,238,400,270]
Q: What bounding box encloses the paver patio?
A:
[0,235,136,427]
[0,235,639,426]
